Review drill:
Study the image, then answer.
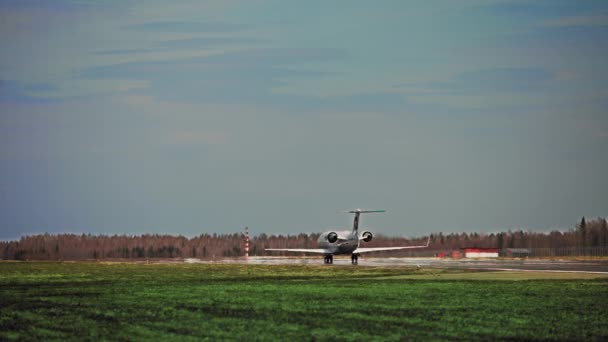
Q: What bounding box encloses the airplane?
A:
[265,209,429,264]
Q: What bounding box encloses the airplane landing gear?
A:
[351,253,359,265]
[323,255,334,264]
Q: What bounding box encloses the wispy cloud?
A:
[124,21,248,33]
[542,14,608,28]
[451,67,554,91]
[2,79,150,101]
[96,37,265,55]
[396,67,554,95]
[391,67,560,112]
[0,0,104,11]
[166,130,227,146]
[0,79,58,102]
[158,36,265,49]
[113,94,155,107]
[78,48,345,104]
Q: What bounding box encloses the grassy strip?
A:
[1,262,607,340]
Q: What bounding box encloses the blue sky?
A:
[1,0,607,240]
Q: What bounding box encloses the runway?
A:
[200,256,608,274]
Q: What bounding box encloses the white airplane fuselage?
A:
[317,231,360,255]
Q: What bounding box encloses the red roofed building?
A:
[462,248,499,258]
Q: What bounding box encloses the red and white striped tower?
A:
[244,227,249,258]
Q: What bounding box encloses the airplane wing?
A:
[353,237,430,254]
[264,248,332,254]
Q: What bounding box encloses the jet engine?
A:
[361,231,373,242]
[327,232,338,243]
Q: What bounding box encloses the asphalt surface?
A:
[195,256,608,274]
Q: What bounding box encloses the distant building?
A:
[505,248,531,258]
[462,248,499,258]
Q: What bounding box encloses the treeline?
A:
[1,217,606,260]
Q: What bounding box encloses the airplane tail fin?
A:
[346,209,385,233]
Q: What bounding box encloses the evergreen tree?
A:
[600,218,608,247]
[577,217,587,247]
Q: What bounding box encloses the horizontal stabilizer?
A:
[346,209,385,232]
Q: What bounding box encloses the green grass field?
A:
[1,262,606,341]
